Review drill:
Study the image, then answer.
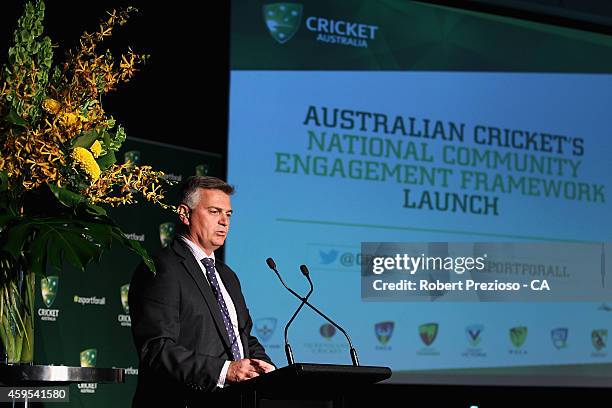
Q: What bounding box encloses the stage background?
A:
[227,0,612,388]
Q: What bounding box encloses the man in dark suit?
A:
[129,176,275,407]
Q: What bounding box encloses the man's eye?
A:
[226,212,232,218]
[209,209,219,215]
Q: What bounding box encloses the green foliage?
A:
[106,125,126,153]
[4,0,53,122]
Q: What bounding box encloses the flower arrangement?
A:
[0,1,173,363]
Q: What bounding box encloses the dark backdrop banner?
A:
[34,138,222,407]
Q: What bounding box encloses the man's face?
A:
[182,188,232,254]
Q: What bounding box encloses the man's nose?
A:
[219,213,229,225]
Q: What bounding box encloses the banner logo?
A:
[38,276,60,321]
[195,163,209,176]
[123,150,141,167]
[592,329,608,351]
[466,324,483,347]
[120,284,129,314]
[374,321,394,345]
[419,323,438,346]
[263,3,303,44]
[510,326,528,349]
[319,249,339,265]
[551,328,568,349]
[41,276,58,308]
[320,323,336,339]
[118,284,131,327]
[159,222,175,248]
[79,349,98,393]
[80,348,97,368]
[255,318,277,343]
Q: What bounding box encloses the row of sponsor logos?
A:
[255,319,609,355]
[39,275,610,354]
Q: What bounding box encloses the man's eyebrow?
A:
[208,206,233,213]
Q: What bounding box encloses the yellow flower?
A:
[72,147,101,181]
[89,140,103,158]
[60,112,79,127]
[42,98,61,114]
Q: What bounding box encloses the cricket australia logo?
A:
[263,3,303,44]
[38,276,59,322]
[78,349,98,394]
[118,284,131,327]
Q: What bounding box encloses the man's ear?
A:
[178,204,191,225]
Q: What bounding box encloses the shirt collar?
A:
[179,235,215,263]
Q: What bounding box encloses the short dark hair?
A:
[179,176,235,209]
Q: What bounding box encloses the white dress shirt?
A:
[179,235,243,388]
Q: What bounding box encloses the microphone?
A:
[266,258,360,366]
[266,257,311,365]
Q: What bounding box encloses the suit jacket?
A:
[129,239,273,407]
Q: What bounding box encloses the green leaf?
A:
[0,172,8,192]
[72,130,99,149]
[84,203,107,217]
[96,151,116,171]
[48,184,85,208]
[39,219,111,271]
[0,222,31,259]
[111,226,155,273]
[3,108,27,127]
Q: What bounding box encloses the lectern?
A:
[221,363,391,408]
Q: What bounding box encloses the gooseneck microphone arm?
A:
[282,265,314,365]
[300,264,359,367]
[266,258,309,365]
[266,258,360,366]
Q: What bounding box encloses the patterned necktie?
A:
[200,258,242,361]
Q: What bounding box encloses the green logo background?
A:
[263,3,303,44]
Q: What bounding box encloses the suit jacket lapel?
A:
[171,240,232,353]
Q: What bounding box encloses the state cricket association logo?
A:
[419,323,438,346]
[466,324,483,347]
[263,3,303,44]
[509,326,528,355]
[417,323,440,356]
[592,329,608,352]
[551,328,568,350]
[375,321,394,346]
[462,324,486,357]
